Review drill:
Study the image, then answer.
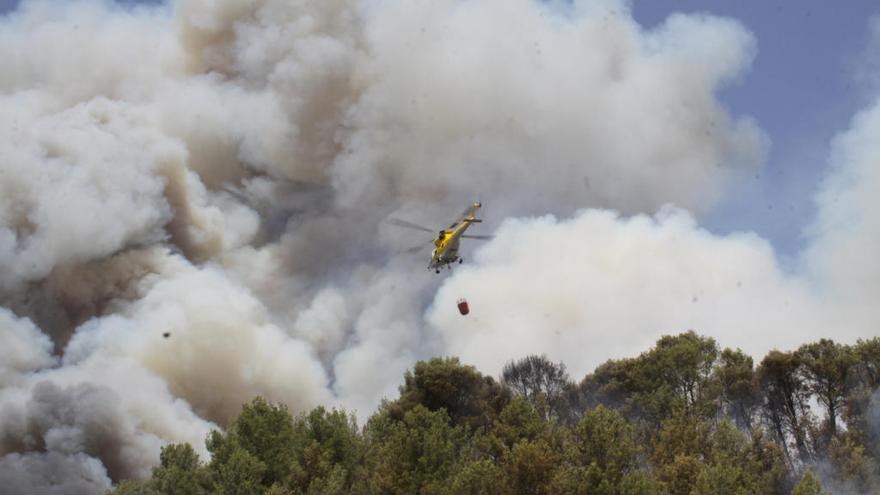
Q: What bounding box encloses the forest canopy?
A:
[111,332,880,495]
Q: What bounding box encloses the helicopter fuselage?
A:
[385,201,486,274]
[429,207,481,272]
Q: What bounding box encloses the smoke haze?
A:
[0,0,877,492]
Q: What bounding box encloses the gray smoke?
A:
[806,389,880,495]
[0,0,877,492]
[0,308,56,386]
[0,452,112,495]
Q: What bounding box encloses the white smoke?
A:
[0,97,179,291]
[802,99,880,330]
[0,0,876,491]
[427,64,880,378]
[0,357,215,483]
[427,207,830,377]
[0,452,112,495]
[335,0,765,216]
[64,250,333,424]
[0,309,56,387]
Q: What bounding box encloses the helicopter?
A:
[387,202,493,273]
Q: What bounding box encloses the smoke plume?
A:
[0,0,877,491]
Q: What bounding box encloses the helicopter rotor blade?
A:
[386,217,436,233]
[404,242,430,254]
[461,234,494,240]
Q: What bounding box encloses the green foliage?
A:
[204,397,299,493]
[661,454,702,495]
[389,357,510,431]
[715,348,759,430]
[152,443,209,495]
[797,339,853,441]
[652,417,787,494]
[570,406,640,477]
[843,338,880,459]
[851,337,880,388]
[582,331,720,428]
[651,414,712,468]
[447,458,506,495]
[288,406,363,494]
[689,422,763,495]
[211,446,265,495]
[649,332,719,413]
[229,397,295,485]
[108,480,155,495]
[107,444,210,495]
[111,399,367,495]
[548,405,660,495]
[501,439,560,495]
[757,350,812,463]
[479,395,552,457]
[361,405,466,494]
[550,464,662,495]
[502,354,576,421]
[826,433,877,491]
[109,333,880,495]
[264,485,296,495]
[691,464,753,495]
[747,429,789,494]
[791,470,827,495]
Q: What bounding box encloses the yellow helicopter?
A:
[388,202,492,273]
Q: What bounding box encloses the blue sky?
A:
[633,1,880,258]
[2,0,877,258]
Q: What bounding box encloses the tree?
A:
[361,405,465,494]
[105,338,880,495]
[481,395,552,458]
[691,464,753,495]
[797,339,853,439]
[652,417,785,495]
[109,480,156,495]
[108,444,210,495]
[791,470,827,495]
[501,355,576,421]
[265,485,296,495]
[661,455,703,495]
[151,444,209,495]
[570,406,641,478]
[207,442,266,495]
[747,428,789,494]
[757,350,812,464]
[549,405,659,495]
[448,458,507,495]
[288,407,363,495]
[581,331,720,429]
[501,439,560,495]
[649,332,719,415]
[206,397,295,492]
[851,338,880,388]
[842,338,880,459]
[389,357,510,430]
[714,348,759,430]
[827,433,874,491]
[689,422,764,495]
[465,395,562,494]
[651,415,712,494]
[579,357,639,415]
